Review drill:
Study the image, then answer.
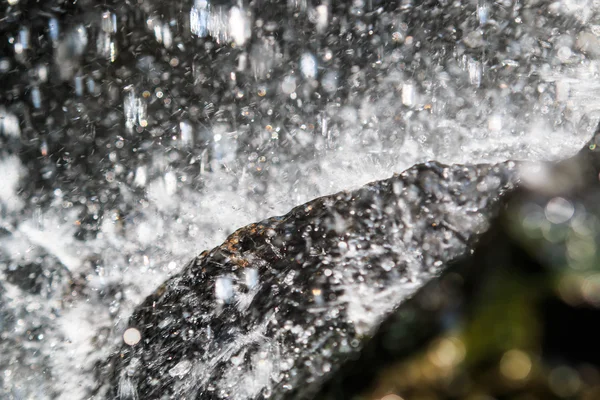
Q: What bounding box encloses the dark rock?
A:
[314,139,600,400]
[98,160,518,399]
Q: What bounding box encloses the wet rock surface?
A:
[99,161,518,399]
[315,141,600,400]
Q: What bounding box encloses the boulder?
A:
[99,161,518,399]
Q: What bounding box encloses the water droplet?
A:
[488,115,502,131]
[284,270,296,285]
[500,349,532,381]
[179,121,194,147]
[300,52,318,79]
[164,172,177,196]
[0,59,10,73]
[229,6,250,46]
[124,92,147,129]
[18,27,30,50]
[86,77,96,94]
[162,24,173,49]
[74,75,84,96]
[312,288,324,305]
[556,46,572,62]
[215,277,234,303]
[48,18,60,42]
[31,87,42,109]
[190,0,210,37]
[401,83,415,106]
[281,75,297,94]
[468,59,482,87]
[169,359,192,378]
[381,258,395,272]
[545,197,575,224]
[123,328,141,346]
[315,5,329,33]
[134,166,147,187]
[101,11,117,33]
[321,70,338,93]
[0,108,21,138]
[463,30,485,48]
[245,268,259,289]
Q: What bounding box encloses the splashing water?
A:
[1,0,600,398]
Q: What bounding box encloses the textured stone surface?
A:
[99,160,518,399]
[315,139,600,400]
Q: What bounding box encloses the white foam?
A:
[0,155,24,212]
